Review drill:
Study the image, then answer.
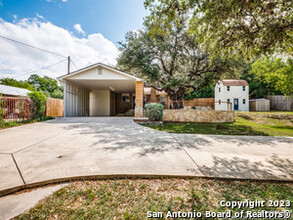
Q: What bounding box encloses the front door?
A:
[234,99,239,111]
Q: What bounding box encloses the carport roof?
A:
[57,62,142,81]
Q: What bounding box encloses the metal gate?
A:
[0,97,30,121]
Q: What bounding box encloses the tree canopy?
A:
[0,78,35,91]
[145,0,293,59]
[248,58,293,96]
[27,74,63,99]
[118,19,238,103]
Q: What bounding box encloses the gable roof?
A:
[221,80,249,86]
[57,62,142,81]
[0,84,31,96]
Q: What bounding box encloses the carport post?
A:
[135,80,144,118]
[63,81,67,117]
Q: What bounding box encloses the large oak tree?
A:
[145,0,293,59]
[117,19,237,104]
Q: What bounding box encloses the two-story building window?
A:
[227,86,230,91]
[227,99,230,103]
[219,100,221,105]
[219,87,221,92]
[243,86,246,91]
[243,99,246,104]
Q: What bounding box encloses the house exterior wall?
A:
[67,66,133,80]
[215,82,249,111]
[89,90,110,116]
[115,93,134,115]
[64,81,89,117]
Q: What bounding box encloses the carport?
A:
[57,63,144,118]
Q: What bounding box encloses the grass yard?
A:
[15,179,293,219]
[143,112,293,136]
[0,116,54,129]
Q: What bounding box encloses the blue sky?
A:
[0,0,149,79]
[0,0,148,44]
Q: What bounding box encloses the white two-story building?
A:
[215,80,249,111]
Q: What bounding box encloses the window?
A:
[243,99,246,104]
[227,99,230,103]
[243,86,245,91]
[227,86,230,91]
[219,87,221,92]
[219,100,221,105]
[122,93,130,102]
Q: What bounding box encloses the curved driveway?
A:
[0,117,292,196]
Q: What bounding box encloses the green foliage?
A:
[249,58,293,96]
[184,85,214,99]
[0,78,34,91]
[28,74,63,99]
[144,0,293,59]
[239,59,281,98]
[145,103,164,121]
[28,91,47,119]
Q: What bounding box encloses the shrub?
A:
[28,91,47,119]
[145,103,164,121]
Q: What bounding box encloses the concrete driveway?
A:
[0,117,292,196]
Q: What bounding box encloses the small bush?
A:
[145,103,164,121]
[28,91,47,119]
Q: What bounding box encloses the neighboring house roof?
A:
[144,87,167,95]
[57,62,142,81]
[220,80,249,86]
[0,84,31,97]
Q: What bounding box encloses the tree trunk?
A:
[167,89,185,109]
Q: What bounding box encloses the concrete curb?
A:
[1,174,292,197]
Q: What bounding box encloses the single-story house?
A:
[58,63,145,118]
[0,84,31,97]
[215,80,249,111]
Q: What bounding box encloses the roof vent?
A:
[98,67,102,75]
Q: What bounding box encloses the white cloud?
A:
[73,24,85,35]
[61,0,68,2]
[0,18,119,80]
[36,13,45,20]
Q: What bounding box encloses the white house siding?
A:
[67,66,132,80]
[215,82,249,111]
[64,82,89,117]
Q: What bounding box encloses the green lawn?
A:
[0,116,54,129]
[15,179,293,219]
[143,112,293,136]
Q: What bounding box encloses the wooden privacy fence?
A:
[46,98,64,117]
[0,97,31,121]
[266,95,293,111]
[184,98,215,109]
[145,98,216,110]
